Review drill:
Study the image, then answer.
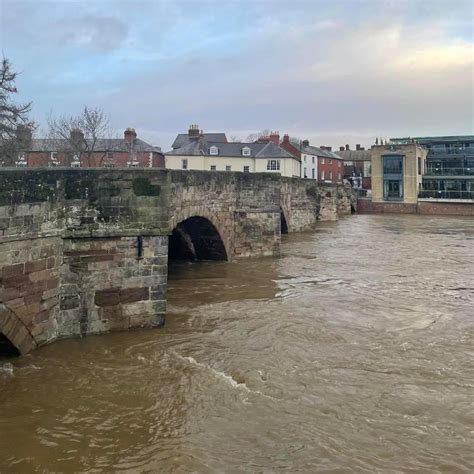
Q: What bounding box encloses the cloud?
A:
[50,15,128,51]
[1,0,472,150]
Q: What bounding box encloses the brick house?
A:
[336,144,372,190]
[279,135,344,183]
[11,128,164,168]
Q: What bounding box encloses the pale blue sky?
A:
[1,0,473,150]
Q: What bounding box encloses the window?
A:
[303,167,307,178]
[312,156,315,164]
[383,155,403,174]
[329,171,333,180]
[267,160,280,171]
[312,169,315,179]
[243,166,250,173]
[418,157,421,175]
[321,170,325,180]
[242,147,251,156]
[71,161,81,168]
[338,161,342,167]
[338,173,341,181]
[304,155,307,162]
[321,158,325,164]
[328,159,332,165]
[16,153,27,168]
[226,165,231,171]
[209,146,218,155]
[182,159,188,170]
[210,165,216,171]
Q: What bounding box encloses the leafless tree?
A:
[0,58,34,166]
[47,106,114,166]
[245,129,272,142]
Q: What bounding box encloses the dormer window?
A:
[242,146,251,156]
[209,146,219,156]
[49,152,59,167]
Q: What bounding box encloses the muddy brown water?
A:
[1,214,473,472]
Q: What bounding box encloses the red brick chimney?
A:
[302,139,309,147]
[124,128,137,143]
[283,134,290,143]
[269,131,280,144]
[188,124,200,137]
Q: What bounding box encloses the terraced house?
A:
[166,125,301,177]
[11,128,165,169]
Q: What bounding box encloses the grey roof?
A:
[301,144,343,160]
[167,140,296,159]
[171,133,227,149]
[29,138,161,153]
[335,149,371,161]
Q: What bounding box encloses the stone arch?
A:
[0,304,36,356]
[169,215,228,261]
[280,207,289,234]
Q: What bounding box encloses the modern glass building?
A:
[390,136,474,200]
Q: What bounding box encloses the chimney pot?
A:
[356,144,361,150]
[302,139,309,147]
[188,124,200,137]
[124,127,137,143]
[345,144,350,150]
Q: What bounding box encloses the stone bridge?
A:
[0,169,355,356]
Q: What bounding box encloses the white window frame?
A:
[210,165,216,171]
[242,147,251,156]
[182,159,188,170]
[225,165,232,171]
[243,166,250,173]
[321,158,325,164]
[267,160,280,171]
[209,146,219,156]
[321,170,325,180]
[71,161,81,168]
[329,171,333,180]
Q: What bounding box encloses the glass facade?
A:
[382,155,404,201]
[391,136,474,201]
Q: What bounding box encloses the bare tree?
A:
[47,106,113,166]
[0,58,34,165]
[245,129,271,143]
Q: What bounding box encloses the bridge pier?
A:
[0,169,354,355]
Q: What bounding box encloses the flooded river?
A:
[1,214,473,472]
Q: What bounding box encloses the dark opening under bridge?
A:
[0,169,355,356]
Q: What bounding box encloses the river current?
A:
[1,214,473,472]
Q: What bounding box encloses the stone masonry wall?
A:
[0,169,170,354]
[169,171,281,259]
[280,178,353,232]
[1,168,355,355]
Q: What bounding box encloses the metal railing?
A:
[424,167,474,176]
[428,149,474,155]
[418,190,474,200]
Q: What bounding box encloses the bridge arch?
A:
[169,214,229,261]
[0,305,36,356]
